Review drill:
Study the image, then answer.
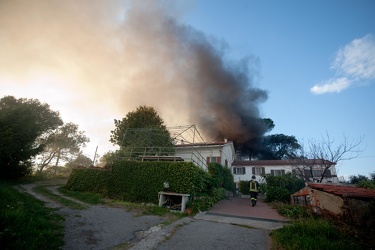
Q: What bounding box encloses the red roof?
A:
[308,183,375,199]
[233,159,336,166]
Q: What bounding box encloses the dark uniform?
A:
[249,176,260,207]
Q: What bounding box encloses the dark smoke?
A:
[0,0,269,154]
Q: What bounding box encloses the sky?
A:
[1,0,374,180]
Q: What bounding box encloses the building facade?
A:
[174,141,235,171]
[232,159,338,184]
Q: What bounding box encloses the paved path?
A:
[195,195,289,230]
[139,196,288,250]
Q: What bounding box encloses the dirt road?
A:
[17,181,271,250]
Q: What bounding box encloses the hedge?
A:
[65,168,110,194]
[108,161,209,203]
[66,161,210,204]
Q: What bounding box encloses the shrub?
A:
[238,180,250,195]
[263,173,305,203]
[108,161,209,203]
[65,168,110,194]
[266,186,290,203]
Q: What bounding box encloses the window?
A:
[207,156,221,164]
[233,167,245,175]
[271,169,285,176]
[253,167,264,175]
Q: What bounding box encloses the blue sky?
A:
[0,0,374,179]
[182,0,375,179]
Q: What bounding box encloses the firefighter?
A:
[249,175,260,207]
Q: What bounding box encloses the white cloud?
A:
[310,77,351,94]
[311,34,375,94]
[332,34,375,79]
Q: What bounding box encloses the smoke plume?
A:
[0,0,268,152]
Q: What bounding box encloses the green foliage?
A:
[259,134,301,160]
[264,173,305,203]
[36,123,90,173]
[0,180,64,249]
[222,166,235,191]
[66,168,111,195]
[66,161,209,204]
[349,174,369,184]
[108,161,208,203]
[266,186,290,203]
[238,180,250,195]
[0,96,63,179]
[66,161,233,212]
[207,163,224,188]
[271,219,361,250]
[33,185,87,210]
[58,187,104,204]
[357,179,375,189]
[274,203,311,219]
[110,106,173,151]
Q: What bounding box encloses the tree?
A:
[349,174,369,184]
[65,154,93,168]
[297,133,364,183]
[259,134,301,160]
[0,96,63,179]
[110,106,174,159]
[35,122,90,174]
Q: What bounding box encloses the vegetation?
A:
[65,161,234,213]
[263,173,305,203]
[349,172,375,189]
[0,180,64,249]
[35,122,90,173]
[66,167,110,195]
[32,185,87,210]
[58,186,104,204]
[0,96,63,179]
[271,203,364,249]
[271,218,361,250]
[259,134,301,160]
[109,105,174,160]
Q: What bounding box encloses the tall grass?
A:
[270,203,362,249]
[271,218,361,250]
[0,181,64,249]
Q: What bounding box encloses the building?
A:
[291,183,375,215]
[174,141,236,171]
[232,159,338,183]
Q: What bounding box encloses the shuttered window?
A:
[233,167,246,175]
[252,167,265,175]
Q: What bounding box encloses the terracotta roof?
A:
[308,183,375,199]
[232,159,336,166]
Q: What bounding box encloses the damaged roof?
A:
[307,183,375,199]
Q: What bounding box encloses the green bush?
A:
[108,161,209,203]
[222,166,235,191]
[266,186,290,203]
[275,203,311,219]
[264,173,305,203]
[65,168,110,194]
[238,180,250,195]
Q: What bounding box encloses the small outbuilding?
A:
[291,183,375,215]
